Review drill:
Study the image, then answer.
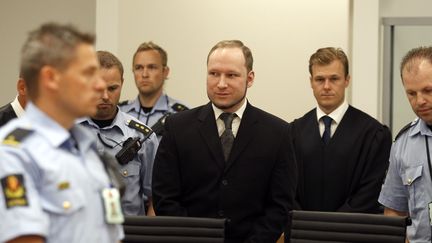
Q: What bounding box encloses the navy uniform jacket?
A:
[152,102,297,243]
[290,105,392,213]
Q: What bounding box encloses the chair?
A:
[123,215,226,243]
[288,210,411,243]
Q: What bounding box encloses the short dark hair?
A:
[309,47,349,77]
[400,46,432,80]
[20,22,95,99]
[207,40,253,72]
[97,51,124,82]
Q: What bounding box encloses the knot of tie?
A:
[321,115,332,145]
[219,113,236,161]
[220,112,235,130]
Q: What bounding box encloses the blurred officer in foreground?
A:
[80,50,159,216]
[0,23,124,243]
[119,41,188,139]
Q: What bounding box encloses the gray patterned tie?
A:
[220,113,235,161]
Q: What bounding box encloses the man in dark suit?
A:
[290,47,392,213]
[152,40,297,243]
[0,77,27,127]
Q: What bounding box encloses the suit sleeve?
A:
[337,125,392,213]
[247,124,298,242]
[288,120,303,210]
[151,116,188,216]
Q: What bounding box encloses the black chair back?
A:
[123,215,226,243]
[288,210,410,243]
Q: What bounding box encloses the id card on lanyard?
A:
[101,187,124,224]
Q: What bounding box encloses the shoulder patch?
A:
[2,128,33,147]
[171,103,188,112]
[118,100,129,106]
[1,174,29,208]
[394,119,418,141]
[126,119,153,136]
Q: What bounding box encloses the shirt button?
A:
[122,170,128,176]
[218,210,225,217]
[222,179,228,186]
[407,178,412,185]
[63,201,71,210]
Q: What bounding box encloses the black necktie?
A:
[322,116,332,144]
[220,113,235,161]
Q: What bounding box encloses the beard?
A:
[94,106,117,120]
[209,84,248,111]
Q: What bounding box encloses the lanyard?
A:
[424,136,432,242]
[137,95,170,124]
[424,137,432,182]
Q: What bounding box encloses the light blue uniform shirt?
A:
[0,103,123,243]
[119,94,188,139]
[80,109,159,215]
[379,118,432,242]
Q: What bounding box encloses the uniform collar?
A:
[80,107,125,136]
[129,93,170,113]
[26,103,95,150]
[410,118,432,137]
[152,93,170,112]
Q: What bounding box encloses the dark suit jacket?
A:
[0,103,17,127]
[152,102,297,243]
[290,106,391,213]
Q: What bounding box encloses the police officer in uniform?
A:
[119,41,188,139]
[379,46,432,242]
[0,23,123,243]
[80,51,159,216]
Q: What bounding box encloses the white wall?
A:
[351,0,380,119]
[0,0,96,105]
[4,0,430,124]
[108,0,350,122]
[350,0,432,124]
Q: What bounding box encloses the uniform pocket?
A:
[402,165,424,209]
[41,187,86,215]
[120,162,140,178]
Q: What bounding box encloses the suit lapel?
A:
[198,103,225,170]
[224,103,258,173]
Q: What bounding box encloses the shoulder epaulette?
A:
[127,120,153,137]
[151,113,171,136]
[118,100,129,106]
[171,103,188,112]
[394,119,418,141]
[2,128,33,147]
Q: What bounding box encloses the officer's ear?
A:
[162,66,170,81]
[40,65,61,92]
